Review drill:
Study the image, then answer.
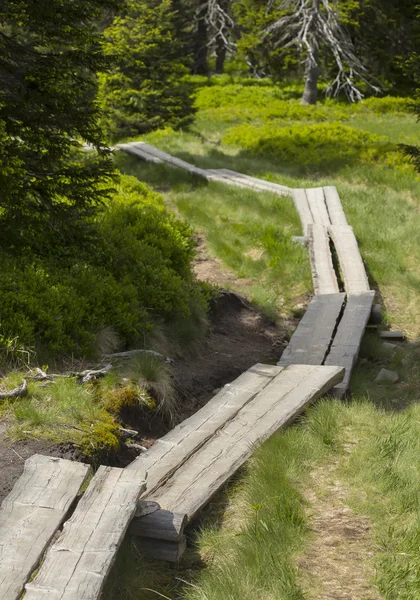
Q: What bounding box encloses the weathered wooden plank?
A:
[306,187,331,226]
[329,225,370,295]
[208,168,291,196]
[326,292,375,396]
[292,189,314,235]
[279,293,345,366]
[323,186,348,226]
[134,535,187,562]
[0,455,91,600]
[129,509,187,541]
[308,224,339,295]
[24,467,146,600]
[126,364,282,501]
[148,365,344,520]
[116,143,163,164]
[130,143,209,178]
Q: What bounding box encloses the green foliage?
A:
[0,0,121,246]
[99,0,196,140]
[0,175,206,358]
[10,376,121,462]
[223,122,411,173]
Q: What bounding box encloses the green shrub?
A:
[222,122,403,172]
[0,175,206,358]
[354,96,411,115]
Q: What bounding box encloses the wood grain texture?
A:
[24,467,146,600]
[129,509,186,541]
[326,292,375,396]
[148,365,344,520]
[208,168,291,196]
[129,142,209,178]
[308,224,340,295]
[292,189,314,235]
[306,188,331,226]
[127,364,282,499]
[0,455,90,600]
[135,535,187,562]
[278,293,345,367]
[323,186,348,226]
[329,225,370,295]
[116,143,163,164]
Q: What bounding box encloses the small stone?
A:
[382,342,397,350]
[291,236,308,247]
[374,368,399,384]
[378,330,404,340]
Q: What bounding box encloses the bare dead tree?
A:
[265,0,380,104]
[194,0,235,74]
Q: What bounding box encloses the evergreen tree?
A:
[100,0,196,140]
[0,0,121,250]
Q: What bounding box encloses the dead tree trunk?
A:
[194,5,209,75]
[215,36,226,73]
[301,41,319,104]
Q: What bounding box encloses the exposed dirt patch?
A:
[0,425,78,504]
[174,291,290,419]
[0,239,294,503]
[193,234,257,297]
[297,457,382,600]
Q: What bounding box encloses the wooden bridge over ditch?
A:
[0,142,378,599]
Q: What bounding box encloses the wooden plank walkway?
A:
[306,187,331,226]
[329,225,370,295]
[0,456,90,600]
[24,466,146,600]
[326,292,375,396]
[308,224,340,295]
[146,365,344,520]
[126,363,281,499]
[278,294,345,367]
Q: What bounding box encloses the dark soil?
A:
[0,237,296,504]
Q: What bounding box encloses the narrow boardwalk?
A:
[0,139,375,598]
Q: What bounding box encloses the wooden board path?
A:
[126,363,281,502]
[146,364,344,519]
[308,224,340,295]
[278,293,345,367]
[329,225,370,295]
[306,187,331,226]
[24,466,146,600]
[326,291,375,396]
[0,456,90,600]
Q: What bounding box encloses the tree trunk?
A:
[301,43,319,105]
[215,36,226,74]
[193,6,209,75]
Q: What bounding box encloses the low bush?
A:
[222,122,409,173]
[354,96,411,115]
[0,175,206,359]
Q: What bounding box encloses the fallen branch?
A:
[0,379,28,400]
[77,364,113,384]
[118,427,139,438]
[104,349,174,365]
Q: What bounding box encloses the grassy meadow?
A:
[103,81,420,600]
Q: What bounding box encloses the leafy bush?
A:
[354,96,411,115]
[195,84,412,121]
[222,122,409,173]
[0,175,206,358]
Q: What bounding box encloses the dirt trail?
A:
[298,456,382,600]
